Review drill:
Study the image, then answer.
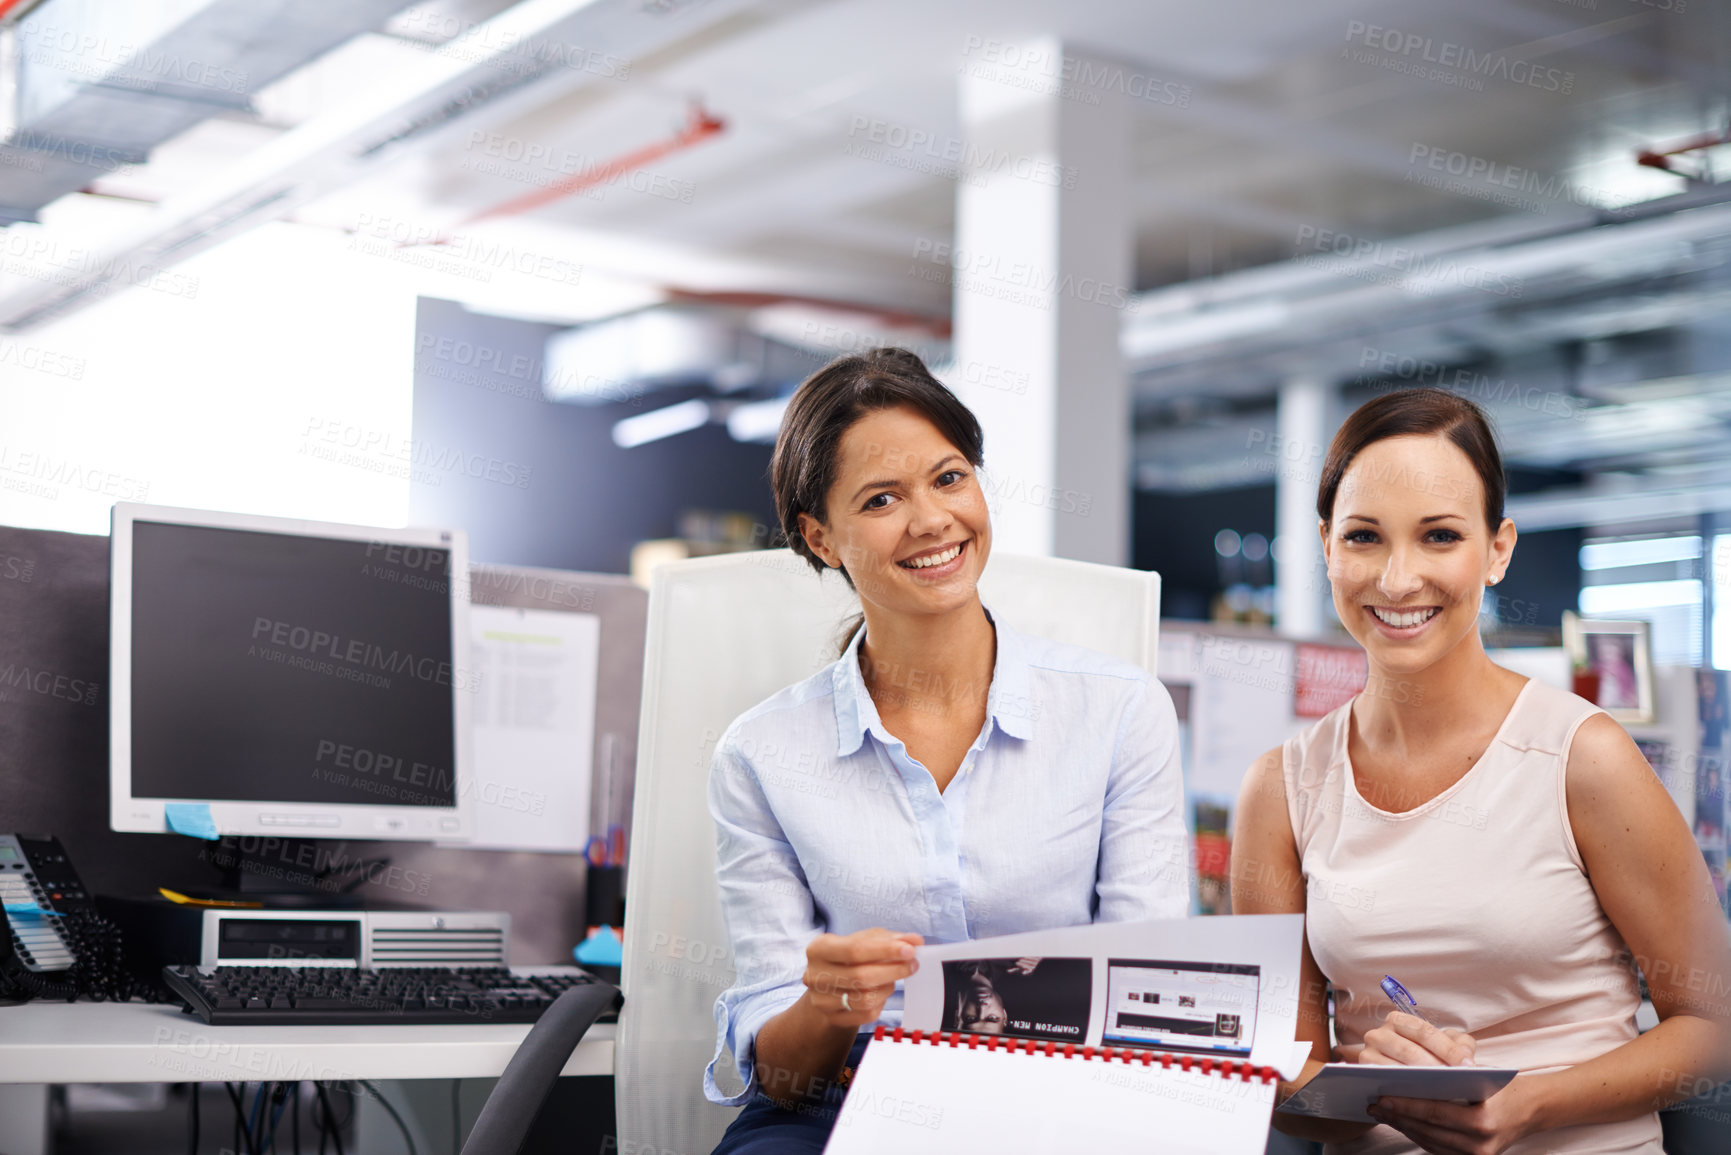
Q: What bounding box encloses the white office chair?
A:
[615,549,1162,1155]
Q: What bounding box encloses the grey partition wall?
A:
[0,524,645,964]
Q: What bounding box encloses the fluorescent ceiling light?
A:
[726,396,790,444]
[612,399,710,448]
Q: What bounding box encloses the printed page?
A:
[461,604,600,851]
[900,914,1306,1077]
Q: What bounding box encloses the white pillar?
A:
[1276,375,1333,636]
[946,40,1131,563]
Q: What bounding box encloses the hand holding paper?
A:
[806,928,922,1028]
[1368,1077,1537,1150]
[824,915,1310,1155]
[1275,1063,1518,1124]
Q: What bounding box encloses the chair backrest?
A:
[615,549,1161,1155]
[459,981,620,1155]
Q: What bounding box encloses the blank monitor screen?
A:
[129,520,459,809]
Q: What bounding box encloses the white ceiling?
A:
[6,0,1731,500]
[59,0,1722,301]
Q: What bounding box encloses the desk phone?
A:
[0,833,114,1001]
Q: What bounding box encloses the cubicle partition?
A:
[0,524,645,965]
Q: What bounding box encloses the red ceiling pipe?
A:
[433,102,953,338]
[459,103,725,228]
[1636,125,1731,176]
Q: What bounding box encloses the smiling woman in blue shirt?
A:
[703,347,1190,1154]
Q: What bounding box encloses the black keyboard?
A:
[163,964,611,1026]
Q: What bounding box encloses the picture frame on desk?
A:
[1563,613,1655,724]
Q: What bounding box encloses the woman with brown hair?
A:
[703,347,1189,1154]
[1233,387,1731,1152]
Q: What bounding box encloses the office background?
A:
[1,0,1730,1151]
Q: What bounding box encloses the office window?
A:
[0,225,414,535]
[1714,535,1731,672]
[1578,535,1702,667]
[0,217,625,536]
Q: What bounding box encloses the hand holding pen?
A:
[1359,974,1478,1067]
[1362,979,1519,1140]
[1381,975,1433,1025]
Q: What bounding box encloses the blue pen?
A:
[1381,974,1433,1025]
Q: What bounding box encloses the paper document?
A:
[1275,1063,1519,1121]
[826,915,1307,1155]
[462,604,600,851]
[900,914,1308,1076]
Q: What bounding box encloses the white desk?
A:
[0,1000,615,1155]
[0,999,615,1083]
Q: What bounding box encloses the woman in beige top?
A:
[1233,388,1731,1153]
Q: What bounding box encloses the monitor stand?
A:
[184,835,379,909]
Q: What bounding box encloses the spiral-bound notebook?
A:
[825,1027,1279,1154]
[822,915,1307,1155]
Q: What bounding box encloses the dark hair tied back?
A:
[1317,387,1506,531]
[770,347,984,587]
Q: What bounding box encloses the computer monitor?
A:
[109,503,474,842]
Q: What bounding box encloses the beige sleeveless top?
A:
[1284,678,1661,1154]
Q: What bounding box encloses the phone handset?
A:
[0,833,100,1002]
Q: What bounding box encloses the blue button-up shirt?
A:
[703,611,1189,1104]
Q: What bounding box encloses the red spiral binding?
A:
[867,1030,1279,1084]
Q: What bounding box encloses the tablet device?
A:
[1275,1063,1520,1122]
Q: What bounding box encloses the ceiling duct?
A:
[0,0,764,332]
[1121,188,1731,395]
[0,0,415,225]
[543,304,828,405]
